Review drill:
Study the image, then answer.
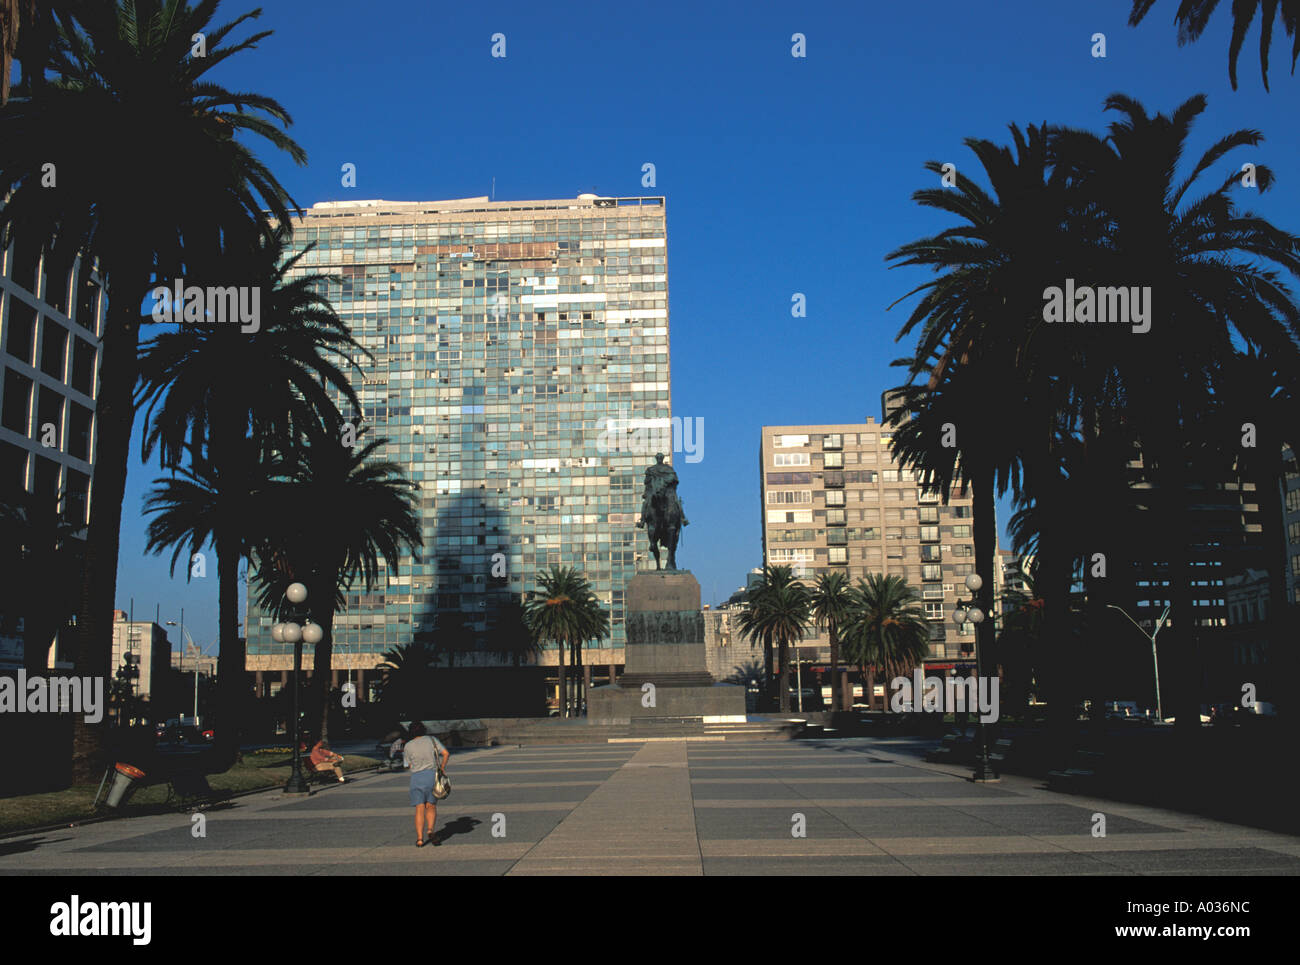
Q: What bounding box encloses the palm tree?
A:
[522,566,608,718]
[735,565,811,713]
[1054,94,1300,732]
[137,225,365,759]
[142,443,261,751]
[886,122,1088,734]
[1129,0,1300,89]
[841,574,932,710]
[249,424,422,741]
[0,0,305,779]
[809,571,853,712]
[891,95,1300,740]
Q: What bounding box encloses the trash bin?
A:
[105,762,146,808]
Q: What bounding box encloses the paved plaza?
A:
[2,739,1298,875]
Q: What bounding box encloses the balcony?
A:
[825,508,846,526]
[823,471,845,488]
[822,434,843,451]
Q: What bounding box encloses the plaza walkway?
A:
[2,739,1297,875]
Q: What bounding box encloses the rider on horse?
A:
[636,452,688,570]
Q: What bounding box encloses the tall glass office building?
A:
[0,235,104,669]
[244,195,671,705]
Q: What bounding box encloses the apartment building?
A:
[759,409,987,674]
[245,195,671,710]
[109,611,173,702]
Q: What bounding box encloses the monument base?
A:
[588,568,747,724]
[586,682,747,724]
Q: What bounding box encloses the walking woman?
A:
[403,721,450,847]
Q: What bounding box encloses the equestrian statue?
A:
[636,452,688,570]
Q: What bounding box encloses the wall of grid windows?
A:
[244,196,670,672]
[758,419,989,665]
[0,236,104,667]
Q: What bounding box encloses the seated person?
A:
[309,739,345,783]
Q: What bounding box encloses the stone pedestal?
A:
[588,570,747,724]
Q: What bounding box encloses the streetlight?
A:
[1106,604,1168,720]
[952,572,998,782]
[166,619,206,726]
[272,582,323,795]
[166,607,185,722]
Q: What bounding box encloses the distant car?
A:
[157,722,205,747]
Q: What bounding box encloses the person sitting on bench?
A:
[309,739,345,783]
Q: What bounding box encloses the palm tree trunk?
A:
[574,639,585,717]
[555,639,567,719]
[23,609,56,673]
[310,572,337,742]
[211,530,242,770]
[69,261,148,782]
[763,639,773,708]
[828,621,841,712]
[1036,459,1076,744]
[971,460,997,726]
[778,638,790,712]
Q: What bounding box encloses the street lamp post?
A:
[166,620,205,726]
[1106,604,1168,720]
[794,640,803,713]
[272,582,324,795]
[952,572,999,782]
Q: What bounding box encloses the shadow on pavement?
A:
[0,834,70,856]
[438,816,480,842]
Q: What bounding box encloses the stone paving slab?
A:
[0,738,1296,875]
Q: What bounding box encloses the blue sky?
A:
[112,0,1300,650]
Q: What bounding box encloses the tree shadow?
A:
[0,833,76,856]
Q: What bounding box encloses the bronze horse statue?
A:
[638,452,687,570]
[644,484,685,570]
